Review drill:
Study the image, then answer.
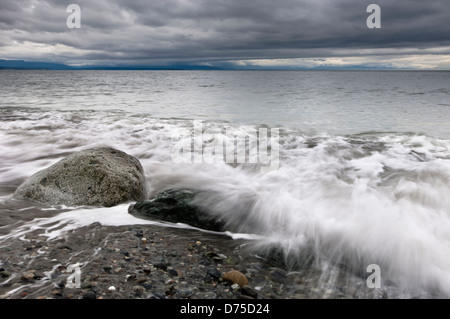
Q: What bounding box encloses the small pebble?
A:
[56,265,67,272]
[149,292,166,299]
[81,281,93,289]
[206,268,221,280]
[134,285,146,295]
[164,278,174,285]
[154,262,168,271]
[177,288,193,298]
[241,285,258,299]
[136,276,148,283]
[222,270,249,287]
[82,291,97,299]
[108,286,116,291]
[21,271,35,281]
[139,283,153,291]
[52,290,63,297]
[270,269,287,283]
[197,292,217,299]
[143,267,151,274]
[168,269,178,277]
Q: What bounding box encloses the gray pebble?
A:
[196,291,217,299]
[206,268,221,279]
[177,288,193,298]
[149,292,166,299]
[241,285,258,299]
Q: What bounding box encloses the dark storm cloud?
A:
[1,0,450,67]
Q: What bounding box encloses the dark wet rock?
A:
[82,291,97,300]
[241,285,258,299]
[143,267,151,275]
[207,268,221,280]
[270,269,287,283]
[103,266,112,273]
[139,283,153,291]
[154,261,168,271]
[168,269,178,276]
[128,189,225,232]
[13,147,146,207]
[165,285,176,296]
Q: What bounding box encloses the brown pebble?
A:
[222,270,249,287]
[136,276,147,283]
[143,267,151,274]
[134,286,146,294]
[21,271,35,281]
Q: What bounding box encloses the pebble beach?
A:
[1,221,320,300]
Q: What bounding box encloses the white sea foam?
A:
[144,132,450,296]
[1,108,450,297]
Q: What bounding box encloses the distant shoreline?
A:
[5,59,448,71]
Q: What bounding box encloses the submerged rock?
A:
[13,147,146,207]
[128,189,225,232]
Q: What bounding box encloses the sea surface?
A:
[1,70,450,298]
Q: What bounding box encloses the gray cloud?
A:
[1,0,450,68]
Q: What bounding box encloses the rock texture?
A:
[222,270,249,287]
[128,188,225,232]
[13,147,146,207]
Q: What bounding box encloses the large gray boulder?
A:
[13,147,146,207]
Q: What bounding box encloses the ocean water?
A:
[1,70,450,298]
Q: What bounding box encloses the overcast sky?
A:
[1,0,450,69]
